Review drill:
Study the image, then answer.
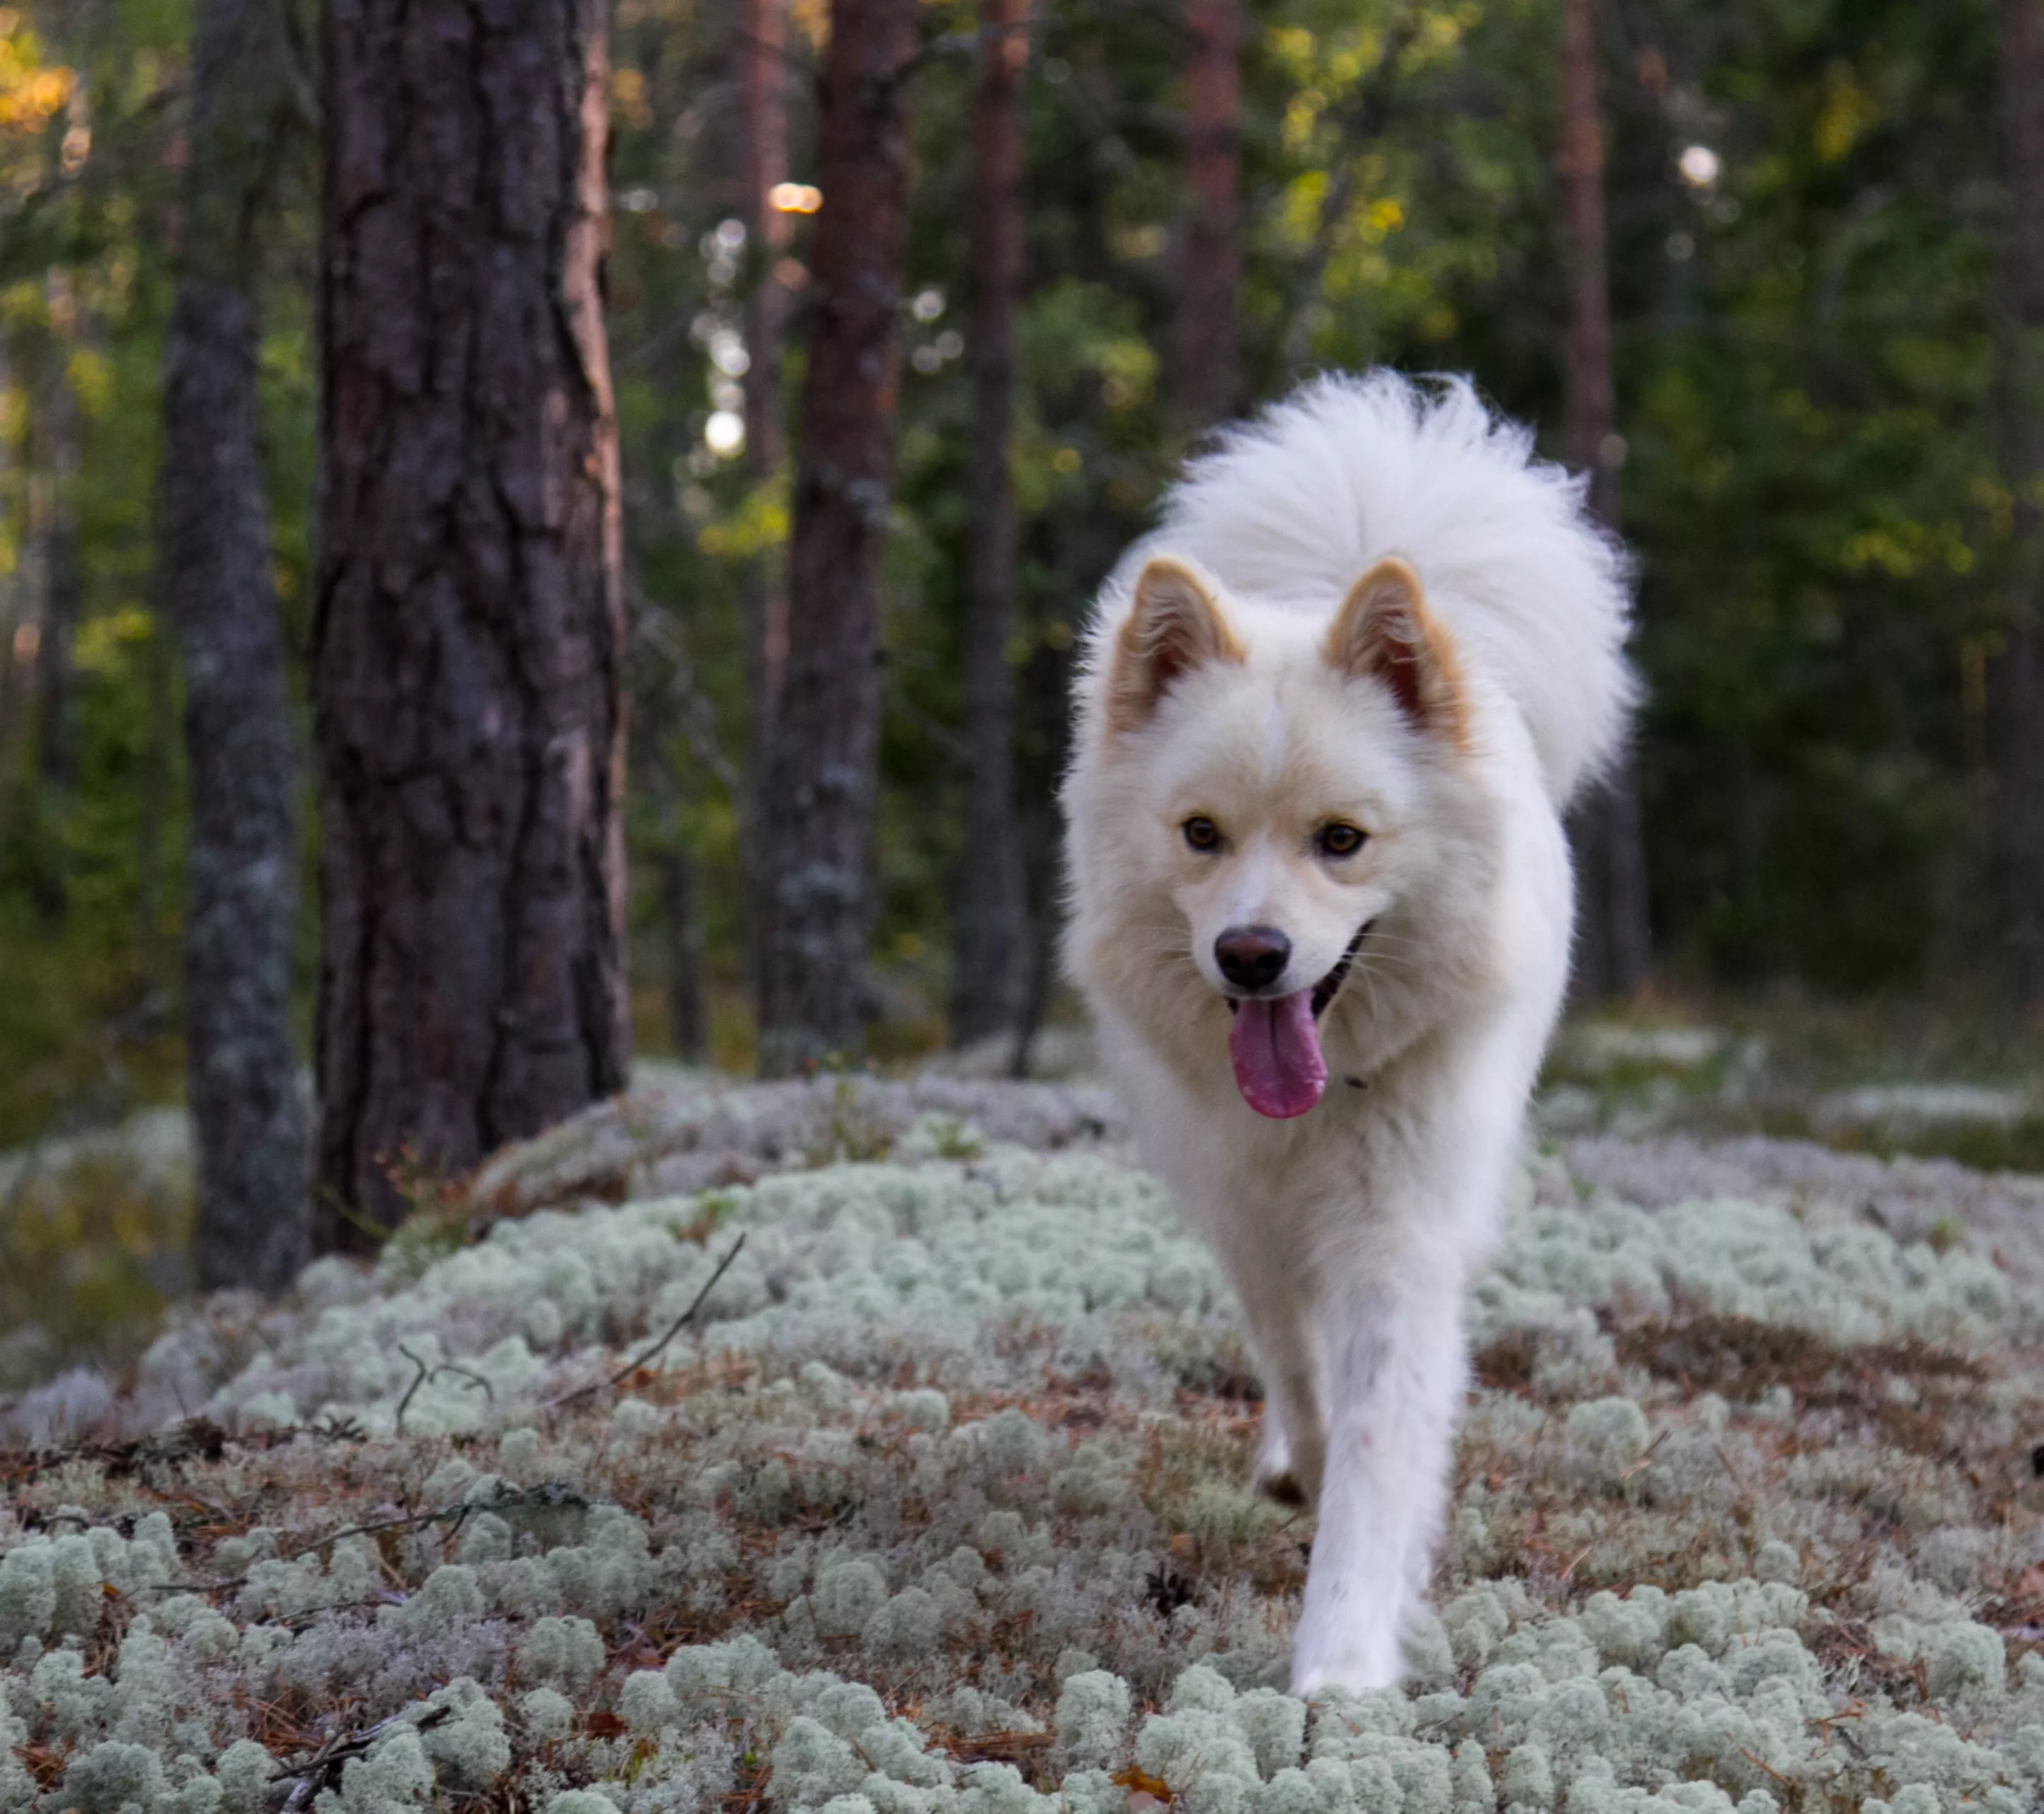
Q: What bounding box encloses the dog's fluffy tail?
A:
[1147,371,1636,807]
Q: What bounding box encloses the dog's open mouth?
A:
[1225,923,1371,1119]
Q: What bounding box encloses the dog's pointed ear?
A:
[1107,557,1245,735]
[1323,558,1469,745]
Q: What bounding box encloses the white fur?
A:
[1062,371,1633,1694]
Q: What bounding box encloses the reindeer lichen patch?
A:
[3,1087,2043,1811]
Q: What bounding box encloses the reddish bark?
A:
[1559,0,1651,999]
[313,0,628,1244]
[740,0,791,995]
[754,0,917,1074]
[951,0,1029,1047]
[740,0,791,732]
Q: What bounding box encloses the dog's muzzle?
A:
[1220,920,1373,1019]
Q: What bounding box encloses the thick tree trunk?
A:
[1997,0,2044,1006]
[949,0,1028,1050]
[162,0,308,1291]
[1558,0,1651,1000]
[753,0,915,1076]
[313,0,628,1247]
[1173,0,1241,432]
[740,0,790,995]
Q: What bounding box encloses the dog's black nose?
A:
[1215,925,1292,991]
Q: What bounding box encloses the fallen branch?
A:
[393,1345,495,1436]
[546,1232,747,1408]
[281,1500,478,1563]
[274,1705,452,1810]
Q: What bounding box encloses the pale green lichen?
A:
[3,1085,2040,1814]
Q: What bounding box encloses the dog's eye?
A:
[1183,817,1222,852]
[1318,822,1367,858]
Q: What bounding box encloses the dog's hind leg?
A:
[1287,1269,1469,1695]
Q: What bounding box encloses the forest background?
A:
[0,0,2040,1373]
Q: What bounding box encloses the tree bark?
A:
[740,0,790,995]
[313,0,628,1247]
[1278,13,1416,376]
[1558,0,1651,1000]
[1173,0,1241,433]
[753,0,916,1076]
[1998,0,2044,1006]
[162,0,309,1291]
[136,579,172,1004]
[740,0,790,490]
[949,0,1028,1050]
[660,843,707,1062]
[36,315,83,807]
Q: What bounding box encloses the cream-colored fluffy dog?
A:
[1062,373,1633,1693]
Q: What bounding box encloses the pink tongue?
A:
[1227,991,1327,1119]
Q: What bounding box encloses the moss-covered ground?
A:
[4,1070,2044,1814]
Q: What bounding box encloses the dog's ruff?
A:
[1062,372,1633,1694]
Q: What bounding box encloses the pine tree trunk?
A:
[753,0,916,1076]
[661,843,707,1062]
[1558,0,1651,1000]
[740,0,790,997]
[1174,0,1241,432]
[949,0,1028,1050]
[1998,0,2044,1006]
[136,583,172,1004]
[313,0,628,1247]
[162,0,309,1292]
[36,320,82,807]
[740,0,789,487]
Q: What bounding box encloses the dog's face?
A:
[1071,553,1492,1118]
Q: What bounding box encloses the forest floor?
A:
[4,1062,2044,1812]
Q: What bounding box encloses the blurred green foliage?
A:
[0,0,2026,1144]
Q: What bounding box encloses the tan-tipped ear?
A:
[1322,558,1470,747]
[1106,557,1246,735]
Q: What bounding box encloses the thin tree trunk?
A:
[0,330,23,875]
[36,308,83,808]
[1998,0,2044,1006]
[1173,0,1241,432]
[740,0,790,998]
[314,0,628,1247]
[1558,0,1650,1000]
[136,586,172,1005]
[162,0,309,1290]
[660,842,707,1062]
[1278,10,1416,376]
[754,0,916,1076]
[949,0,1028,1050]
[740,0,789,491]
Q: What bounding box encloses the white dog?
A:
[1062,373,1634,1694]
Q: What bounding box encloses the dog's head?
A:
[1068,552,1499,1119]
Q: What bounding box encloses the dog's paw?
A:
[1256,1468,1308,1508]
[1254,1410,1311,1508]
[1289,1652,1401,1697]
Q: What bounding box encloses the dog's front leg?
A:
[1288,1274,1467,1695]
[1206,1222,1326,1510]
